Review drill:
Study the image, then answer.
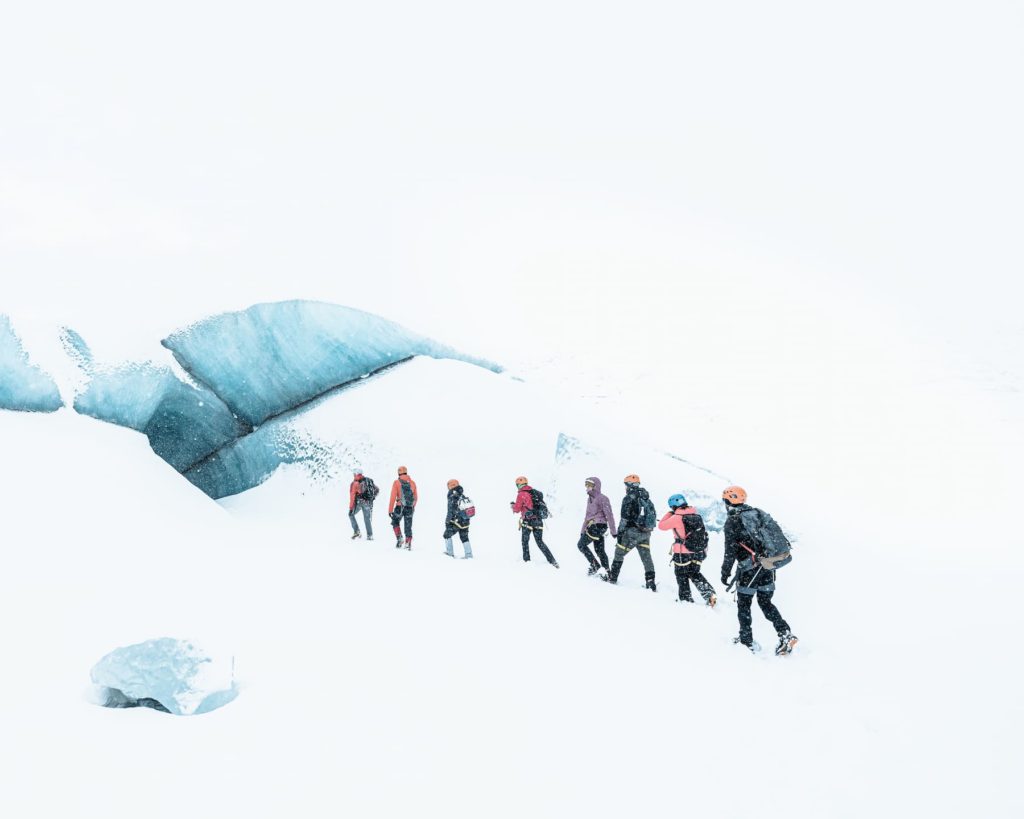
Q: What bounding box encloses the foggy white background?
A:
[2,1,1021,540]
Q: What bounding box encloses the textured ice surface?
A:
[163,300,501,427]
[0,315,63,412]
[74,362,248,471]
[91,638,237,716]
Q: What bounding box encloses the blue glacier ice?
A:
[163,300,502,427]
[0,315,63,412]
[74,362,248,472]
[91,638,237,716]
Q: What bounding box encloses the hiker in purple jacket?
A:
[577,477,617,575]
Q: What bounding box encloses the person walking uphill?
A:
[348,469,378,540]
[604,475,658,591]
[720,486,798,655]
[443,479,474,559]
[659,494,716,606]
[389,466,418,549]
[510,476,559,568]
[578,477,616,575]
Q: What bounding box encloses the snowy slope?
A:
[1,391,1018,819]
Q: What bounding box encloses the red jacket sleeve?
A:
[512,488,532,515]
[657,511,678,531]
[410,479,418,506]
[349,480,360,511]
[389,480,399,510]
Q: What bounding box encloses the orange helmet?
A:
[447,479,459,490]
[722,485,747,505]
[623,473,641,485]
[515,476,528,486]
[397,466,408,475]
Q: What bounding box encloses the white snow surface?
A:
[1,365,1019,817]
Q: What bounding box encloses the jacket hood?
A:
[586,476,602,495]
[726,501,751,515]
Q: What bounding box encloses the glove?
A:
[721,572,731,585]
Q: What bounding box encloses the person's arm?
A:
[389,481,399,510]
[601,495,618,537]
[349,481,358,512]
[512,489,529,515]
[657,511,676,531]
[411,479,418,507]
[721,521,738,583]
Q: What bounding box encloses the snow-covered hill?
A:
[1,379,1017,818]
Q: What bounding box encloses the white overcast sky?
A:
[2,1,1021,402]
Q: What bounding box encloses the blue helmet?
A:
[668,493,688,509]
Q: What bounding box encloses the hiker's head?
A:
[722,485,747,506]
[668,493,687,510]
[398,466,408,476]
[624,473,640,491]
[515,476,528,488]
[447,479,459,490]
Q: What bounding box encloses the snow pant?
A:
[444,521,473,558]
[349,500,373,537]
[608,526,655,582]
[521,520,557,565]
[391,505,414,538]
[576,523,610,570]
[736,567,790,646]
[673,561,715,603]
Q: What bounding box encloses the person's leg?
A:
[361,502,373,539]
[736,591,755,646]
[756,590,791,637]
[593,532,610,571]
[675,564,693,602]
[404,507,414,546]
[390,506,403,546]
[691,565,717,604]
[459,527,472,558]
[637,540,656,590]
[532,526,557,566]
[521,525,531,561]
[348,509,360,536]
[444,537,455,557]
[576,532,600,570]
[607,533,634,583]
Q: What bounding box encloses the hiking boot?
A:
[775,633,799,656]
[351,531,362,540]
[404,537,413,550]
[707,594,717,608]
[644,572,657,592]
[367,535,374,541]
[601,573,617,584]
[733,637,761,653]
[551,561,560,569]
[395,537,403,549]
[587,565,600,576]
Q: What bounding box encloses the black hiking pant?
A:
[735,565,790,646]
[521,520,557,565]
[608,526,655,582]
[576,523,610,570]
[674,561,716,603]
[391,505,414,539]
[443,521,471,543]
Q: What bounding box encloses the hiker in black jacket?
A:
[443,480,473,559]
[720,486,798,655]
[604,474,657,591]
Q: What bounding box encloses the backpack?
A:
[740,508,793,570]
[400,478,415,507]
[637,493,657,531]
[458,494,476,518]
[360,477,379,502]
[672,510,709,558]
[529,488,550,519]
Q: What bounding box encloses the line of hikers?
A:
[347,468,798,656]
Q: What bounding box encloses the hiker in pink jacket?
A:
[659,493,717,606]
[577,477,616,575]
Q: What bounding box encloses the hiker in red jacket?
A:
[659,494,716,606]
[348,469,376,540]
[510,476,558,567]
[389,466,418,549]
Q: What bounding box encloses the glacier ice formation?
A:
[0,315,63,413]
[91,638,237,716]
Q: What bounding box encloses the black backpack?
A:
[740,508,793,570]
[677,511,709,557]
[637,492,657,530]
[400,478,415,507]
[529,488,550,519]
[360,477,379,502]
